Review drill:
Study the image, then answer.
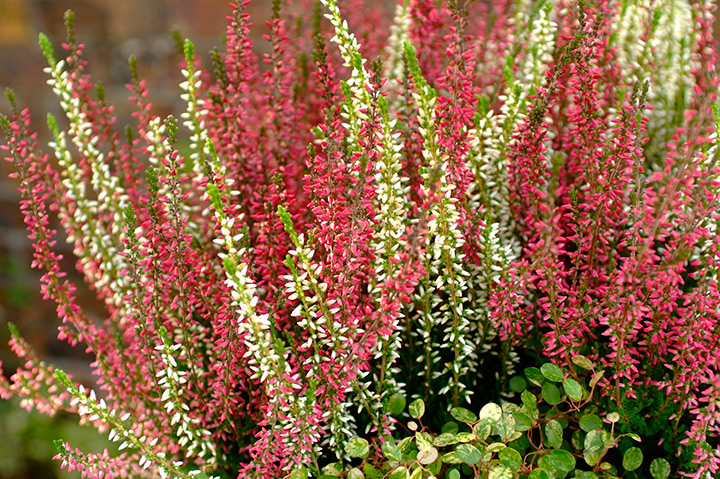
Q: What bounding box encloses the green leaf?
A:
[583,430,610,467]
[473,421,492,440]
[545,420,563,449]
[408,468,422,479]
[442,421,459,434]
[584,430,610,451]
[563,378,583,401]
[571,429,584,450]
[549,449,575,473]
[388,467,408,479]
[382,440,402,462]
[499,447,522,471]
[606,412,620,423]
[409,399,425,419]
[348,468,364,479]
[456,432,475,443]
[285,468,308,479]
[388,394,406,416]
[589,370,604,388]
[451,407,477,424]
[408,467,423,479]
[345,437,370,458]
[579,414,602,432]
[442,451,463,464]
[479,403,503,423]
[513,411,533,432]
[571,355,595,370]
[521,390,537,408]
[509,376,527,392]
[433,433,459,447]
[418,447,439,465]
[576,472,598,479]
[322,463,343,476]
[527,470,550,479]
[542,382,562,405]
[489,465,513,479]
[650,457,671,479]
[521,390,539,419]
[525,367,545,386]
[495,412,517,442]
[623,447,643,471]
[541,363,564,382]
[447,469,461,479]
[363,464,383,479]
[455,444,482,465]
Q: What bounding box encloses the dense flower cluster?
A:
[1,0,720,478]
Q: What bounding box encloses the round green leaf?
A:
[579,414,602,432]
[418,447,439,465]
[542,382,562,405]
[541,363,565,382]
[584,430,610,452]
[285,468,308,479]
[650,457,671,479]
[571,429,584,450]
[388,393,406,416]
[388,467,408,479]
[623,447,643,472]
[495,412,517,442]
[455,443,482,465]
[571,355,595,370]
[450,407,477,424]
[509,376,527,392]
[583,430,610,467]
[545,420,563,449]
[527,469,551,479]
[345,437,370,458]
[606,412,620,423]
[499,447,522,471]
[513,411,533,432]
[479,403,503,423]
[363,464,383,479]
[525,367,545,386]
[322,462,343,476]
[456,432,475,443]
[473,421,492,440]
[549,449,576,473]
[382,441,402,462]
[489,465,513,479]
[409,399,425,419]
[442,421,459,434]
[576,472,598,479]
[521,390,537,407]
[433,433,459,447]
[447,469,461,479]
[441,451,463,464]
[348,468,364,479]
[563,378,583,401]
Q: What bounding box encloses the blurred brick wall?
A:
[0,0,271,373]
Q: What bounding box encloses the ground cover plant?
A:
[1,0,720,477]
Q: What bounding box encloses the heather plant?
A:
[1,0,719,478]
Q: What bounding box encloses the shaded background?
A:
[0,1,271,477]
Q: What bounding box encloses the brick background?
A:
[0,0,271,373]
